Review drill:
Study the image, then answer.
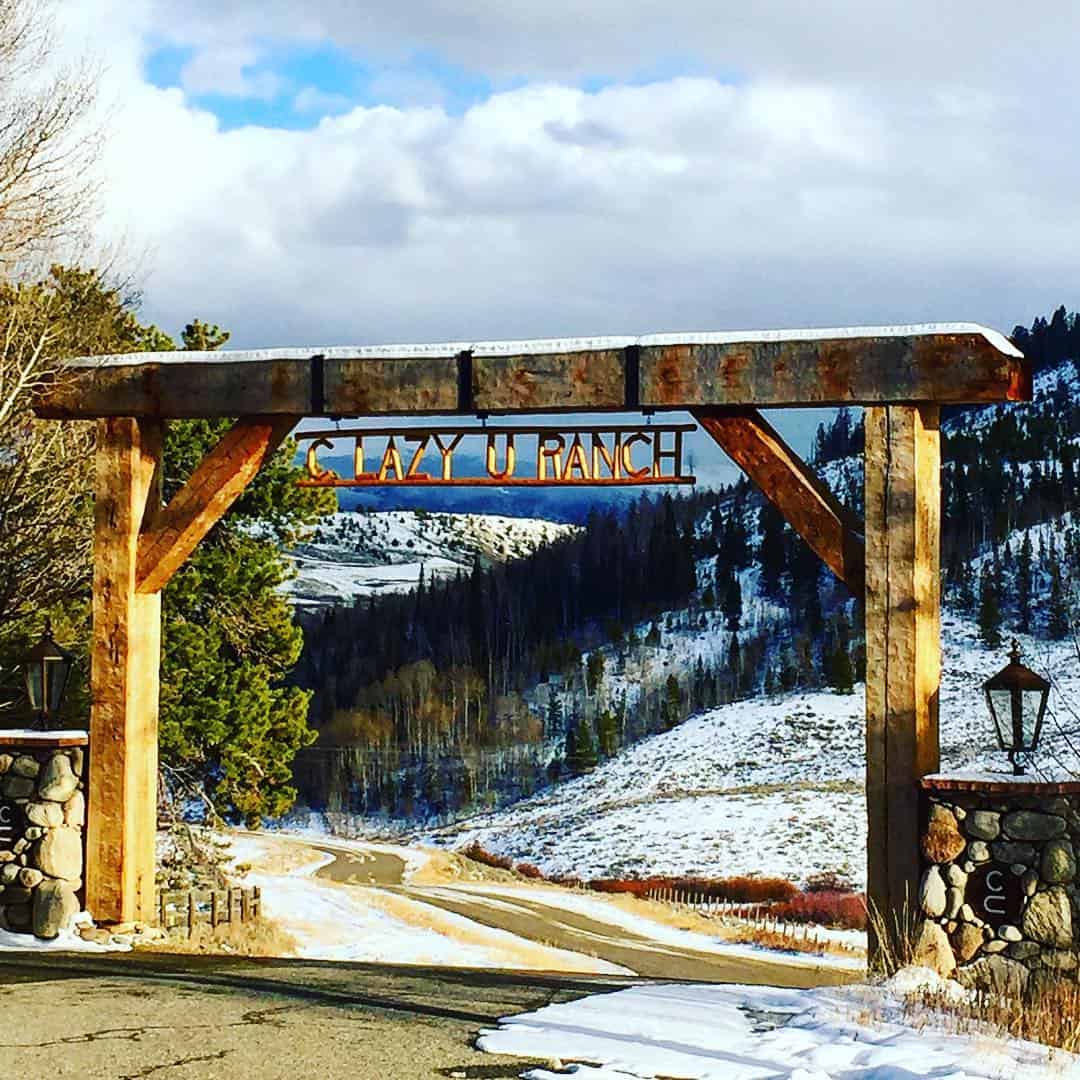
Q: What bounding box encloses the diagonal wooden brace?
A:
[136,416,298,595]
[692,407,866,594]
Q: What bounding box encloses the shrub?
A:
[677,876,799,903]
[804,870,856,893]
[772,890,867,931]
[516,862,543,879]
[460,841,513,871]
[585,875,799,903]
[549,874,583,889]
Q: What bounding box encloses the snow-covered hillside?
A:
[293,343,1080,892]
[285,510,577,606]
[423,617,1080,889]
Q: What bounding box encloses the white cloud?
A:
[141,0,1080,94]
[293,87,353,114]
[45,0,1080,353]
[179,44,283,100]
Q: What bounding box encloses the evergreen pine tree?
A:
[586,651,605,697]
[1048,557,1070,639]
[158,324,336,825]
[727,634,742,696]
[563,722,578,771]
[1017,532,1033,632]
[723,571,742,632]
[661,673,683,729]
[764,665,782,697]
[546,691,564,736]
[978,562,1003,647]
[567,717,599,772]
[955,558,975,613]
[825,616,855,693]
[758,504,786,598]
[596,709,619,758]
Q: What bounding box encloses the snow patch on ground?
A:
[479,979,1072,1079]
[0,912,131,953]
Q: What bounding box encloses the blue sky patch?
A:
[143,39,727,131]
[144,41,499,130]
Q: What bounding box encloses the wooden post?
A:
[864,405,941,963]
[87,417,163,926]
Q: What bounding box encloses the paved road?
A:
[309,842,860,989]
[313,843,408,887]
[0,950,632,1079]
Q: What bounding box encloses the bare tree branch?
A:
[0,0,101,272]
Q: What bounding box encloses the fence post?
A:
[211,890,219,928]
[187,892,196,939]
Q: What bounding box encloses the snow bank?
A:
[0,912,131,953]
[479,981,1070,1079]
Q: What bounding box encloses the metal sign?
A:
[296,424,696,487]
[0,799,16,851]
[966,863,1024,928]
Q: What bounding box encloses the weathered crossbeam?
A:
[693,408,865,593]
[33,325,1027,419]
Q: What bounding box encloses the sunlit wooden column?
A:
[864,404,941,963]
[87,417,163,925]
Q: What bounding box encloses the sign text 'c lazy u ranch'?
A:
[297,424,697,487]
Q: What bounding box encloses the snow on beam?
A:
[33,324,1028,419]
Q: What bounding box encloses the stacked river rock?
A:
[0,736,86,939]
[918,777,1080,997]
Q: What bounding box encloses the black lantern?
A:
[23,619,73,728]
[983,640,1051,775]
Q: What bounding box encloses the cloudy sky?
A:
[57,1,1077,357]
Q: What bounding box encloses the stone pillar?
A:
[917,774,1080,997]
[0,731,87,939]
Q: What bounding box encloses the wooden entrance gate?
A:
[34,324,1029,958]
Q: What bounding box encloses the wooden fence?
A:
[158,886,262,937]
[642,887,849,952]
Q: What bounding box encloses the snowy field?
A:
[420,616,1080,888]
[284,509,577,605]
[479,973,1078,1079]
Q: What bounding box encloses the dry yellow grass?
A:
[729,926,863,959]
[904,977,1080,1055]
[151,916,299,958]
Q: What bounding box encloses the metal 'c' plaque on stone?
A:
[0,799,16,851]
[967,863,1024,928]
[296,424,696,488]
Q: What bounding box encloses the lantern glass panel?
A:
[1021,688,1043,748]
[46,657,67,713]
[26,663,44,712]
[988,689,1013,748]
